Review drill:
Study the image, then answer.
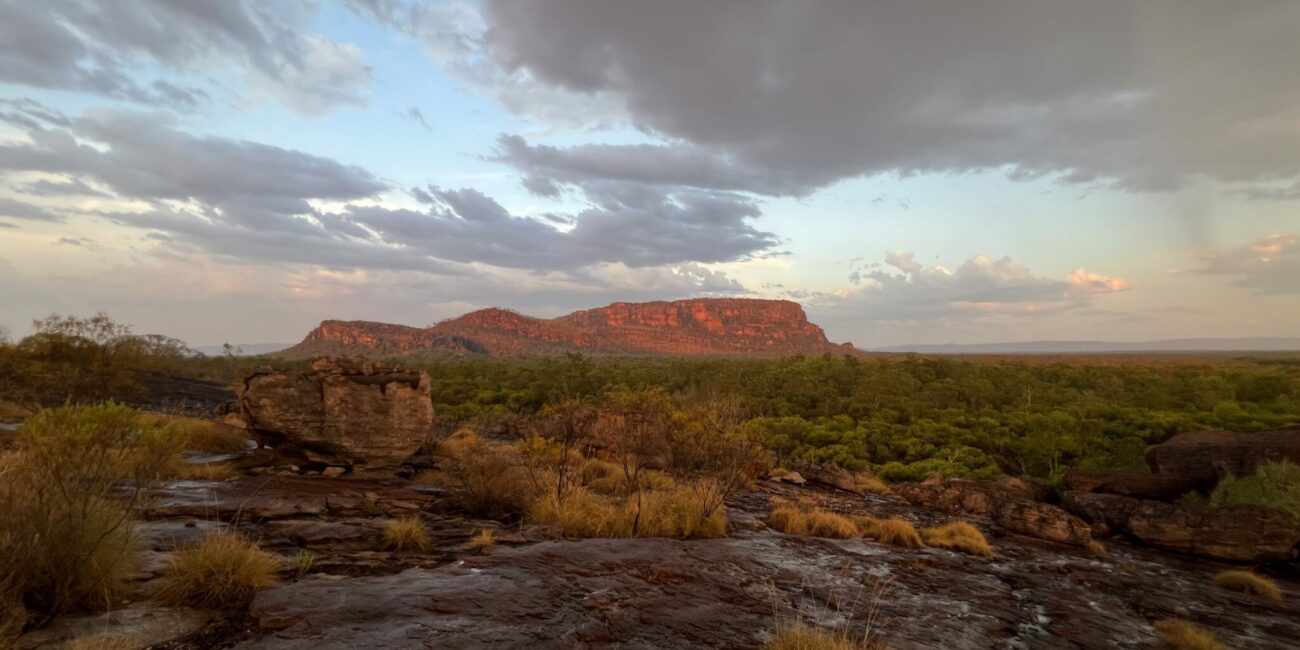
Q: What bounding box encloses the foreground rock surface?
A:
[1063,491,1300,562]
[894,478,1092,545]
[237,358,433,468]
[1145,426,1300,486]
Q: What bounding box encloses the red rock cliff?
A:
[281,298,854,359]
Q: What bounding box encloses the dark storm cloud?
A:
[348,184,778,271]
[0,0,369,115]
[495,134,803,197]
[481,0,1300,194]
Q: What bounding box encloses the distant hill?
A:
[873,338,1300,354]
[277,298,856,360]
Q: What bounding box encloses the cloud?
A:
[0,0,369,115]
[0,107,385,225]
[476,1,1300,195]
[20,177,111,198]
[825,252,1130,323]
[1196,234,1300,295]
[0,197,63,222]
[402,106,433,131]
[349,184,778,271]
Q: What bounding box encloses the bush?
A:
[527,484,728,539]
[139,413,249,453]
[855,517,924,549]
[384,516,432,552]
[921,522,993,557]
[1152,619,1226,650]
[1213,570,1282,600]
[1209,461,1300,521]
[154,532,280,609]
[420,430,532,518]
[0,403,176,636]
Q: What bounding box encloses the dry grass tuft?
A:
[175,461,239,481]
[769,506,858,539]
[469,529,496,555]
[856,476,891,495]
[138,413,249,453]
[921,522,993,557]
[1152,619,1226,650]
[767,622,883,650]
[154,532,280,609]
[1214,570,1283,601]
[855,516,924,549]
[286,551,315,576]
[383,516,431,552]
[769,506,810,536]
[804,510,860,539]
[527,484,727,539]
[1086,540,1107,556]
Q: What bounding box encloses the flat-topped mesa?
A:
[279,298,856,359]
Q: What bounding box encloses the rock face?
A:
[894,479,1092,545]
[1061,468,1198,502]
[1145,426,1300,485]
[1062,491,1300,562]
[279,298,856,359]
[237,358,433,468]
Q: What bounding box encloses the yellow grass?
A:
[767,622,881,650]
[527,484,727,539]
[175,462,239,481]
[1214,570,1283,600]
[921,522,993,557]
[138,413,249,453]
[855,516,924,549]
[1153,619,1227,650]
[287,550,315,576]
[856,476,891,495]
[469,529,496,555]
[154,532,280,609]
[1086,540,1107,556]
[769,506,811,536]
[769,507,858,539]
[383,515,431,552]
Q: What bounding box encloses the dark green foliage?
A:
[409,353,1299,483]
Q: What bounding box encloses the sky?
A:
[0,0,1297,349]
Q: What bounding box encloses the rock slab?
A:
[894,478,1092,545]
[237,358,433,468]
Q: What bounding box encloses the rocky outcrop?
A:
[1145,426,1300,485]
[894,479,1092,545]
[237,358,433,468]
[791,461,862,493]
[1062,491,1300,562]
[1061,469,1198,502]
[278,298,856,359]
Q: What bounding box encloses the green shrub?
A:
[0,403,172,637]
[1209,461,1300,520]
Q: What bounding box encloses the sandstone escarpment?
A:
[280,298,855,359]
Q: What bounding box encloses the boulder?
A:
[1062,469,1198,502]
[894,479,1092,545]
[237,358,433,468]
[791,461,861,493]
[1145,426,1300,486]
[1062,491,1300,562]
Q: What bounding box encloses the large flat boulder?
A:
[1061,469,1198,502]
[1145,426,1300,485]
[894,479,1092,545]
[237,358,433,468]
[1062,491,1300,562]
